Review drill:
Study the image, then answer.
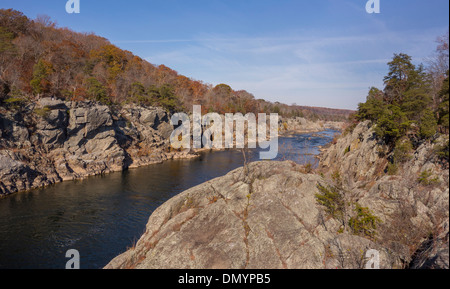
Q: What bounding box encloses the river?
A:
[0,130,338,269]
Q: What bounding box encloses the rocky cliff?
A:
[0,99,344,197]
[0,98,194,196]
[319,121,449,269]
[105,121,448,269]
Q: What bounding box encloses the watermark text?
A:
[66,0,81,14]
[65,249,80,269]
[366,0,380,14]
[365,249,380,269]
[170,105,279,160]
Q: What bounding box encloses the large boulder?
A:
[67,104,113,138]
[105,161,403,269]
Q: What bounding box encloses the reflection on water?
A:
[0,130,338,269]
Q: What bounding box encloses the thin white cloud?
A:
[128,27,446,109]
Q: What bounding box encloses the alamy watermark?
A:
[66,0,80,14]
[65,249,80,269]
[366,0,381,14]
[365,249,380,269]
[170,105,279,160]
[66,1,379,15]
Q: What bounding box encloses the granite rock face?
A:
[0,98,195,196]
[279,117,344,135]
[105,161,405,269]
[0,153,52,194]
[319,121,449,269]
[105,121,448,269]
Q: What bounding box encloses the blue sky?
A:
[1,0,449,110]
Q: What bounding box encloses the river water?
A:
[0,130,338,269]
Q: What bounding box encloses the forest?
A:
[0,9,352,121]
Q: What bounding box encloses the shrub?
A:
[418,170,440,186]
[435,139,449,165]
[304,162,313,173]
[0,79,10,100]
[331,170,343,188]
[2,96,26,109]
[344,146,350,155]
[34,106,51,119]
[386,138,412,176]
[315,184,345,221]
[331,135,339,145]
[348,204,381,240]
[387,162,398,176]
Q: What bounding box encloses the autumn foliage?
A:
[0,9,351,120]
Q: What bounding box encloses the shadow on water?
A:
[0,130,339,269]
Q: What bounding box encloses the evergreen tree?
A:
[30,59,54,96]
[357,53,444,146]
[157,84,181,112]
[129,82,147,104]
[86,77,109,105]
[374,105,410,145]
[356,87,385,121]
[383,53,416,104]
[438,72,449,133]
[419,109,438,139]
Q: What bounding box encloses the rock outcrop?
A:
[320,121,449,269]
[0,98,195,196]
[279,117,344,136]
[105,121,448,269]
[105,161,405,269]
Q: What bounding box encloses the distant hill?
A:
[292,105,355,122]
[0,9,352,121]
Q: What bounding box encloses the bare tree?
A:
[426,30,449,110]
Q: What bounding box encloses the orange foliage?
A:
[0,9,353,121]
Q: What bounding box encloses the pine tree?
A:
[438,72,449,133]
[383,53,416,104]
[419,109,438,139]
[86,77,109,105]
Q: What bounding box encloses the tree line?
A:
[0,9,351,121]
[354,31,449,169]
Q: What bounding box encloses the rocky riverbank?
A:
[279,117,344,136]
[0,99,344,197]
[0,98,196,197]
[105,121,448,269]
